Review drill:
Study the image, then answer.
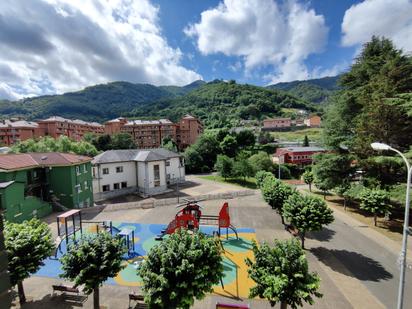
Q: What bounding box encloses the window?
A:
[92,167,96,178]
[154,164,160,180]
[83,164,87,173]
[114,183,120,190]
[103,168,109,175]
[76,166,80,175]
[102,184,110,192]
[75,184,81,194]
[121,182,127,188]
[116,166,123,173]
[154,180,161,187]
[166,160,170,167]
[84,181,88,190]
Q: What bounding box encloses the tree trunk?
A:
[17,281,26,305]
[374,214,377,227]
[300,231,306,249]
[93,287,100,309]
[280,301,288,309]
[309,183,312,192]
[343,198,347,211]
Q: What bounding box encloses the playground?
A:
[35,202,258,299]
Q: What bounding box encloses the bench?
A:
[129,292,147,308]
[52,284,80,295]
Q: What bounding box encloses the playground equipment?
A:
[157,199,238,240]
[53,209,133,258]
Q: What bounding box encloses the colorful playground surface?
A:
[35,222,257,299]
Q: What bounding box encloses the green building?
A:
[0,213,11,308]
[0,153,93,223]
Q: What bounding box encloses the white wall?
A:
[137,161,146,188]
[92,161,137,193]
[147,160,166,188]
[166,157,185,183]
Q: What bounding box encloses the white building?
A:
[92,148,185,201]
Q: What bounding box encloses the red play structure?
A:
[157,199,238,240]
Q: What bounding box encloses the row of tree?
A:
[4,217,322,309]
[257,171,334,248]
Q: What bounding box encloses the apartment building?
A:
[37,116,104,141]
[0,119,40,146]
[263,117,292,129]
[104,115,203,149]
[176,115,203,149]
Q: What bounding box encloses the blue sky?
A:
[0,0,411,99]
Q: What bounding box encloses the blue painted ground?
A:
[35,222,255,286]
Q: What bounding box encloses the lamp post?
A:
[371,142,411,309]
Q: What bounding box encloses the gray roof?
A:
[92,148,181,164]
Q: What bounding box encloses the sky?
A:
[0,0,411,100]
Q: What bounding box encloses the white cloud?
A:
[184,0,329,83]
[0,0,201,100]
[342,0,412,51]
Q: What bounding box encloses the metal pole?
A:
[389,148,411,309]
[278,156,281,180]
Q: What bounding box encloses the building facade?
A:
[92,149,185,201]
[274,147,327,165]
[104,115,203,150]
[0,153,93,223]
[263,117,292,129]
[37,116,104,141]
[0,119,40,146]
[304,115,322,127]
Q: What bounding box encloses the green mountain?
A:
[267,75,341,104]
[127,80,315,128]
[0,81,205,122]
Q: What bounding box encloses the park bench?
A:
[129,292,147,308]
[52,284,88,304]
[52,284,80,295]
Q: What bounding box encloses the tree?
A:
[260,177,295,224]
[303,135,309,147]
[111,133,136,149]
[11,135,98,157]
[4,219,54,305]
[138,229,223,309]
[184,146,203,173]
[248,151,274,173]
[215,155,234,179]
[246,239,322,309]
[283,194,334,248]
[359,188,391,226]
[220,135,238,157]
[236,130,255,148]
[312,153,354,199]
[93,134,112,151]
[162,136,178,152]
[193,132,221,171]
[60,233,126,309]
[302,170,314,192]
[258,131,274,145]
[255,170,274,188]
[233,157,255,181]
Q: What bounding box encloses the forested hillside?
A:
[267,75,341,104]
[127,80,315,128]
[0,81,204,122]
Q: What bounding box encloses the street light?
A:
[371,142,411,309]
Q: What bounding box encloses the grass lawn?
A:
[270,127,323,143]
[199,175,257,189]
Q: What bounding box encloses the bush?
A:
[255,171,274,188]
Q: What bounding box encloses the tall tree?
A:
[248,151,274,173]
[302,170,314,192]
[138,229,223,309]
[236,130,256,149]
[60,233,126,309]
[323,36,412,155]
[246,239,322,309]
[4,219,54,305]
[220,135,238,157]
[283,193,334,248]
[303,135,309,147]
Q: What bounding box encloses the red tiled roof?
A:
[0,152,92,170]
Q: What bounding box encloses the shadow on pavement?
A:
[14,293,87,308]
[307,227,336,242]
[311,247,393,282]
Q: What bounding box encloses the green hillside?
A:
[128,80,315,128]
[0,81,204,122]
[267,75,341,104]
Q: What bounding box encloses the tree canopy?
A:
[138,229,223,309]
[4,219,54,304]
[246,239,322,308]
